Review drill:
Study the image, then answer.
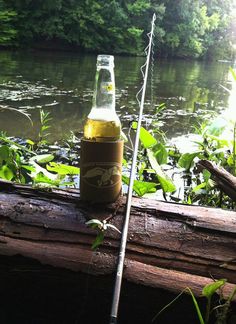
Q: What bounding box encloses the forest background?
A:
[0,0,236,60]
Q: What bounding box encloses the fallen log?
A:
[0,179,236,304]
[198,159,236,202]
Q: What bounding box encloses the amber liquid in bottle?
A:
[84,109,121,142]
[83,55,121,142]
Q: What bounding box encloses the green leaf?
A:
[86,219,103,229]
[87,219,121,234]
[202,169,211,182]
[47,162,80,175]
[147,149,176,193]
[152,287,204,324]
[33,172,61,186]
[202,279,226,299]
[0,145,10,164]
[209,148,227,156]
[29,161,58,180]
[153,142,168,165]
[178,152,202,171]
[227,154,234,167]
[30,154,54,164]
[122,175,157,196]
[26,139,34,146]
[92,232,104,250]
[0,165,14,181]
[122,158,128,167]
[0,136,35,154]
[41,125,51,132]
[206,135,229,147]
[204,117,228,137]
[106,223,121,234]
[22,165,36,172]
[192,182,206,193]
[230,67,236,81]
[132,122,157,148]
[155,102,166,114]
[186,288,205,324]
[187,195,192,204]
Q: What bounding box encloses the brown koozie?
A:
[80,139,124,203]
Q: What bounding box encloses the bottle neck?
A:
[92,66,115,111]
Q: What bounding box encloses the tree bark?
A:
[0,179,236,300]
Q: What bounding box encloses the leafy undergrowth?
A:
[0,106,236,210]
[152,279,236,324]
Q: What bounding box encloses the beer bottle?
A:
[84,54,121,141]
[80,55,123,203]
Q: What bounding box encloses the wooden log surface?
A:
[0,179,236,300]
[198,159,236,201]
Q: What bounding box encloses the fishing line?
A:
[109,13,156,324]
[150,30,155,111]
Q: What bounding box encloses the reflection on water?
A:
[0,50,234,141]
[224,68,236,123]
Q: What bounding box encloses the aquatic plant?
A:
[122,118,176,197]
[0,108,80,187]
[178,68,236,207]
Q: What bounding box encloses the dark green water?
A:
[0,50,234,141]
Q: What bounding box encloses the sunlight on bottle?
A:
[83,55,121,142]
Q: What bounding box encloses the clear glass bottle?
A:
[84,55,121,142]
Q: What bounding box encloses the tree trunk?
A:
[0,179,236,300]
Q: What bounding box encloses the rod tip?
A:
[109,315,117,324]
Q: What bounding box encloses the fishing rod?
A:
[109,13,156,324]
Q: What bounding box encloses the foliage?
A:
[0,110,80,187]
[122,174,158,196]
[159,0,234,59]
[123,116,176,198]
[122,68,236,205]
[0,143,23,182]
[177,68,236,207]
[0,134,80,186]
[3,0,164,55]
[0,1,18,46]
[38,110,52,144]
[0,0,235,58]
[132,121,157,148]
[203,0,236,60]
[152,279,236,324]
[175,116,235,207]
[86,218,121,250]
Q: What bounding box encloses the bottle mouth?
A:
[97,55,114,68]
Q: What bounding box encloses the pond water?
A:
[0,50,235,145]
